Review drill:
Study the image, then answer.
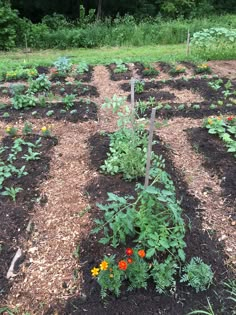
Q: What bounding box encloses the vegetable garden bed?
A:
[0,60,235,315]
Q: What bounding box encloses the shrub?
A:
[0,2,20,50]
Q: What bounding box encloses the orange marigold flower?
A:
[127,258,133,264]
[100,260,108,271]
[138,250,145,258]
[125,248,133,256]
[118,260,128,271]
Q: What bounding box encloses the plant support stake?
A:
[186,29,190,56]
[144,108,156,188]
[130,77,135,129]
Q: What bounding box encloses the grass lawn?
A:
[0,44,201,70]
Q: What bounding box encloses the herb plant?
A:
[181,257,213,292]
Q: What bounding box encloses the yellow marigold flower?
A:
[41,126,47,132]
[6,126,11,132]
[100,260,108,271]
[91,267,100,277]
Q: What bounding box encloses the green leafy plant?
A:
[28,74,51,93]
[204,116,236,157]
[11,93,38,110]
[22,148,41,161]
[142,64,159,76]
[22,122,33,135]
[63,94,76,110]
[208,79,223,91]
[151,256,177,293]
[181,257,213,292]
[1,186,23,202]
[53,56,72,74]
[46,110,54,117]
[9,83,25,96]
[76,61,89,74]
[114,60,128,73]
[134,80,145,94]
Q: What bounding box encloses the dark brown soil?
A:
[122,77,235,101]
[0,101,98,123]
[36,66,50,75]
[0,134,57,298]
[187,127,236,209]
[121,78,236,119]
[107,63,132,81]
[74,66,93,82]
[140,102,236,119]
[50,83,99,98]
[50,133,234,315]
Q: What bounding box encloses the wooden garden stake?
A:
[130,77,135,129]
[186,29,190,56]
[144,108,156,188]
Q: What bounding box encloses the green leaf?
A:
[146,247,156,258]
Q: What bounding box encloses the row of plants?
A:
[0,123,52,202]
[109,61,212,81]
[88,95,214,298]
[204,115,236,157]
[0,58,90,82]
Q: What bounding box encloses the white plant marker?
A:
[144,108,156,188]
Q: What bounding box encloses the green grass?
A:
[0,44,202,70]
[0,43,235,71]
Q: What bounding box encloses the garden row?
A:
[0,125,57,297]
[59,99,235,314]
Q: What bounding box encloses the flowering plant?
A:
[5,125,17,136]
[91,248,149,298]
[41,126,51,137]
[142,64,159,76]
[195,63,211,74]
[5,68,38,81]
[169,64,186,75]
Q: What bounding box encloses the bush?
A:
[191,27,236,59]
[0,1,20,50]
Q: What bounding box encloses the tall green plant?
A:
[0,1,20,50]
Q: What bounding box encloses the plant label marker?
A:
[130,77,135,127]
[144,108,156,188]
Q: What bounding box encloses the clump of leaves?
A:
[114,60,128,73]
[181,257,213,292]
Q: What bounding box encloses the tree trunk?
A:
[96,0,102,20]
